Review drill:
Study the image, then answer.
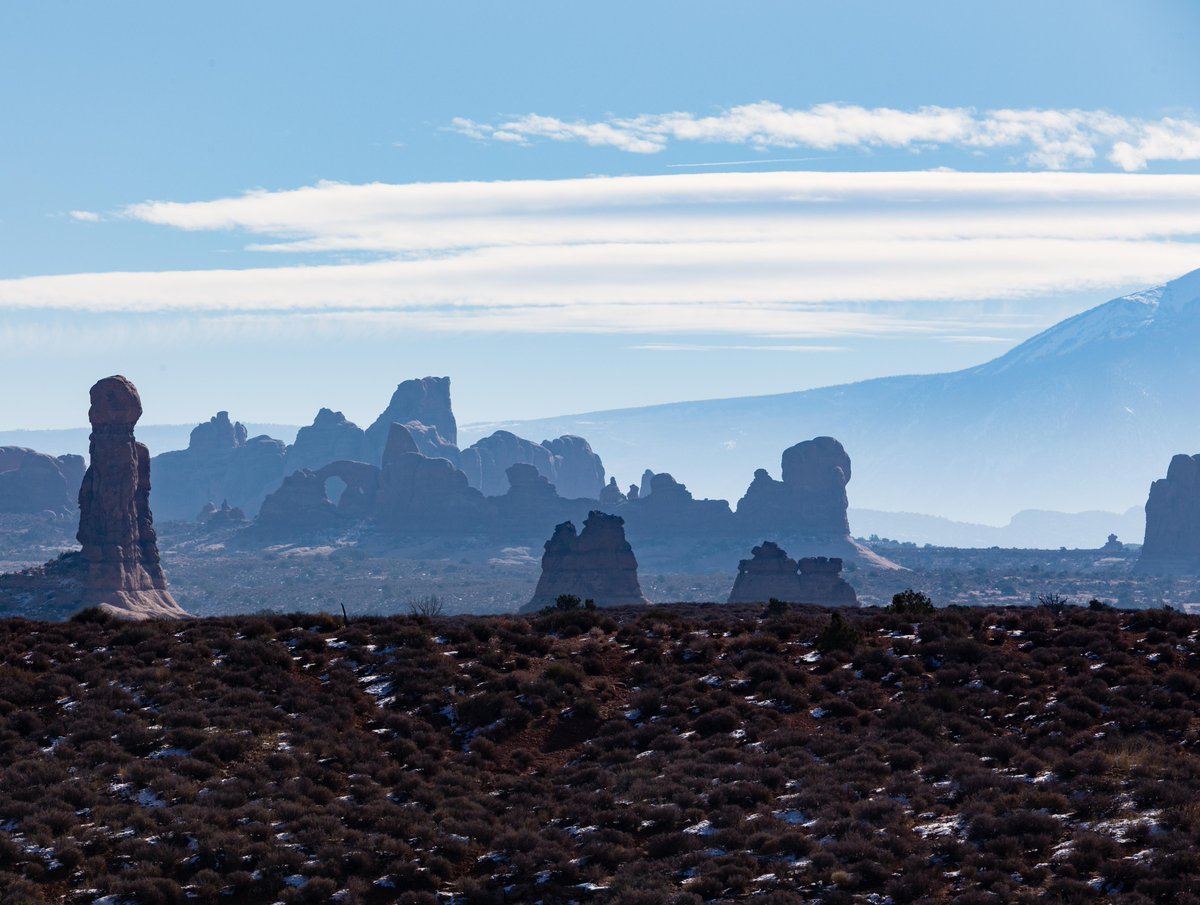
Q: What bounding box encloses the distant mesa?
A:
[0,376,188,620]
[0,447,83,515]
[1136,453,1200,574]
[526,511,650,610]
[727,542,858,606]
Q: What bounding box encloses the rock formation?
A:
[73,377,186,618]
[366,377,458,463]
[285,408,372,474]
[0,447,80,513]
[255,470,343,536]
[599,477,626,507]
[727,542,857,605]
[1137,454,1200,573]
[197,500,247,528]
[459,431,606,499]
[736,437,851,536]
[623,472,734,535]
[460,431,557,496]
[375,423,488,533]
[541,435,605,499]
[640,469,654,498]
[0,376,187,620]
[527,511,650,609]
[152,412,286,521]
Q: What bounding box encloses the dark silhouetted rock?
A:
[599,477,625,507]
[1137,454,1200,573]
[541,435,605,499]
[366,377,458,462]
[527,511,649,609]
[1100,533,1125,553]
[736,437,851,536]
[255,470,342,535]
[627,484,640,501]
[0,448,75,513]
[623,472,734,535]
[376,422,488,532]
[1,377,187,620]
[285,408,372,473]
[152,412,286,521]
[491,463,591,536]
[315,460,381,520]
[727,542,857,605]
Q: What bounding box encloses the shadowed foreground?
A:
[0,603,1198,903]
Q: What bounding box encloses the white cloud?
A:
[452,102,1200,171]
[68,210,100,222]
[4,170,1200,340]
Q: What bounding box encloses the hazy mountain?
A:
[469,268,1200,529]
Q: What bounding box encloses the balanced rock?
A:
[1136,454,1200,573]
[727,542,857,606]
[527,511,650,609]
[1,377,187,619]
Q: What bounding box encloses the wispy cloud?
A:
[68,210,100,222]
[3,171,1200,340]
[452,102,1200,171]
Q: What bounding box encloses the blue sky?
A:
[4,1,1200,433]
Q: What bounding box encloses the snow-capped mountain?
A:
[477,268,1200,529]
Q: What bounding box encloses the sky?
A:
[3,1,1200,433]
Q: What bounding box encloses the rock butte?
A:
[526,511,650,610]
[1136,453,1200,574]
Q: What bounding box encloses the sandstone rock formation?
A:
[541,435,605,499]
[1137,454,1200,573]
[1,377,187,620]
[459,431,606,499]
[197,500,247,528]
[73,377,186,618]
[727,542,857,605]
[0,447,79,513]
[599,477,626,507]
[366,377,458,463]
[460,430,556,496]
[736,437,851,536]
[623,472,734,535]
[527,511,650,609]
[285,408,372,474]
[152,412,286,521]
[640,469,655,498]
[255,470,342,536]
[375,423,488,533]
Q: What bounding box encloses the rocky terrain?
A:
[0,603,1199,902]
